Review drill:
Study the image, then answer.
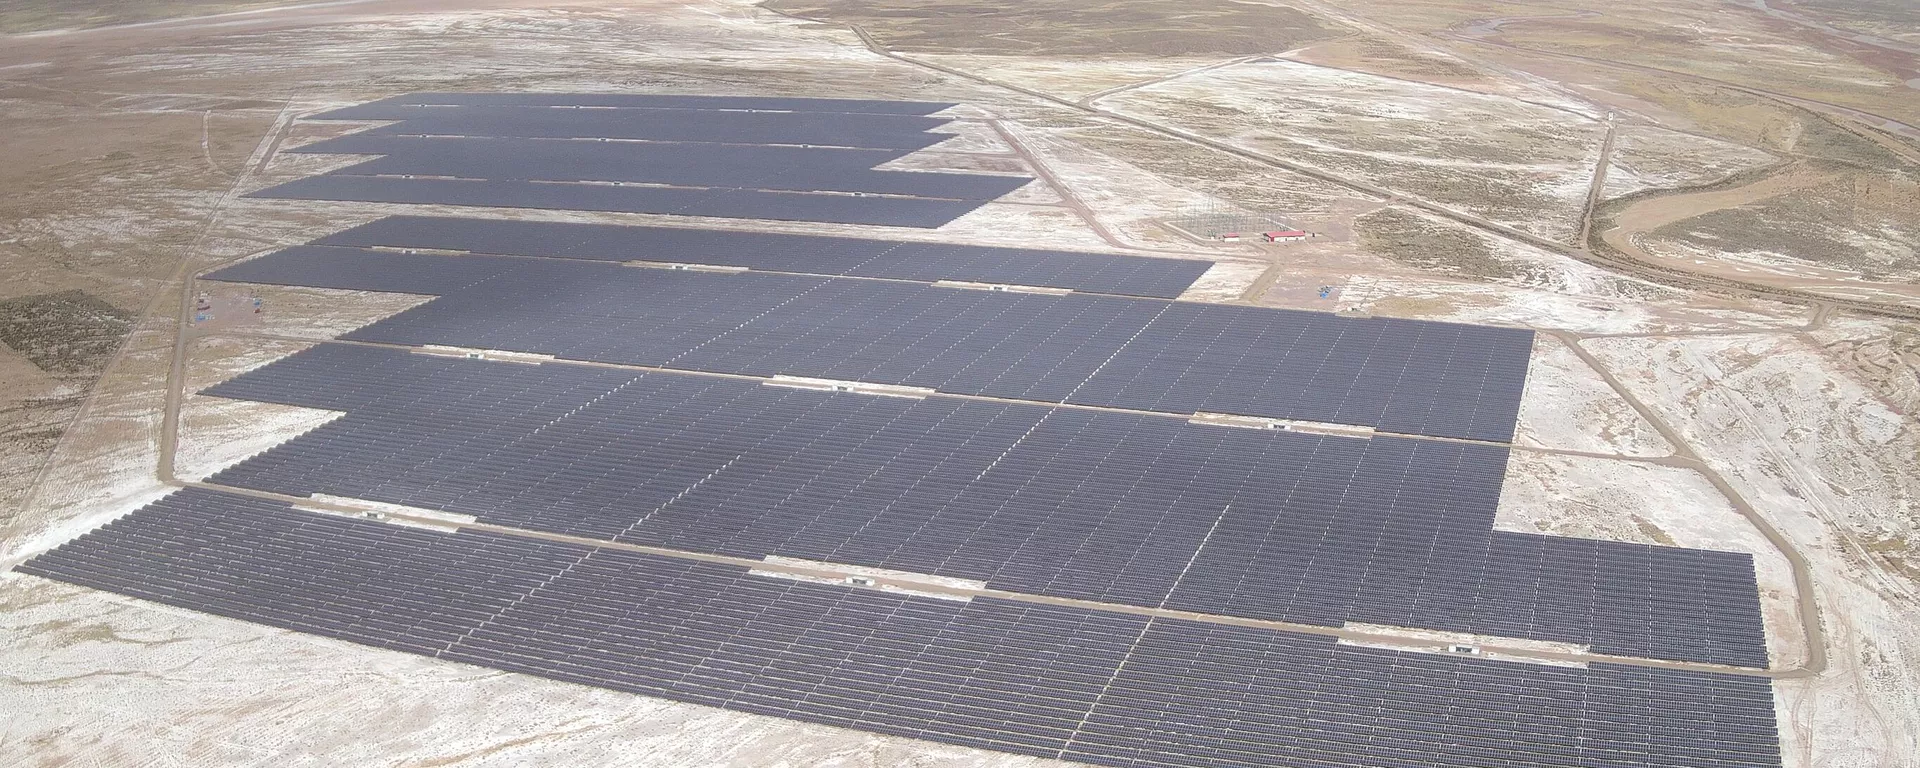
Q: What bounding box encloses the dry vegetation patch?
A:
[0,291,134,375]
[1062,123,1360,219]
[1779,0,1920,43]
[765,0,1343,56]
[1103,59,1602,242]
[1614,78,1905,166]
[1355,207,1510,280]
[1287,34,1483,82]
[1601,124,1779,200]
[0,0,297,33]
[0,291,134,514]
[1492,7,1918,125]
[1645,165,1920,281]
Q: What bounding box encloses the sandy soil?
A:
[767,0,1345,57]
[1511,334,1673,457]
[1807,316,1920,416]
[1601,123,1780,200]
[1321,0,1920,127]
[905,54,1239,103]
[1603,162,1920,304]
[1102,58,1605,243]
[169,284,436,483]
[1495,451,1805,665]
[1584,331,1920,766]
[0,0,318,34]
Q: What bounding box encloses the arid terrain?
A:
[1,0,1915,766]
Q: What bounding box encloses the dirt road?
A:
[760,3,1920,321]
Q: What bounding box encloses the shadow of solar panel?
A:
[17,488,1782,768]
[194,344,1768,667]
[302,215,1210,298]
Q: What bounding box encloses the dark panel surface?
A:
[1067,620,1781,768]
[258,94,1027,228]
[308,215,1211,298]
[1063,302,1536,443]
[323,107,957,150]
[292,136,1028,201]
[205,247,527,295]
[245,175,989,228]
[205,249,1523,441]
[318,92,958,115]
[292,132,913,164]
[18,488,1782,768]
[195,344,1767,666]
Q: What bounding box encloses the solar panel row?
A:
[197,344,1768,666]
[18,488,1782,768]
[307,215,1211,299]
[246,95,1024,227]
[315,106,961,150]
[292,132,914,165]
[321,92,960,115]
[246,175,991,228]
[1069,620,1779,768]
[39,92,1785,766]
[202,251,1533,442]
[286,136,1027,200]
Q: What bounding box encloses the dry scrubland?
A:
[1313,0,1920,296]
[2,0,1919,766]
[1101,59,1602,243]
[0,0,300,33]
[766,0,1341,56]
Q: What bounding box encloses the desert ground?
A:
[1,0,1915,766]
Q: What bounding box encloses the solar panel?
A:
[318,92,959,115]
[203,250,1525,441]
[248,94,1027,228]
[47,94,1781,762]
[289,137,1029,201]
[305,215,1211,298]
[17,488,1783,768]
[1062,303,1536,443]
[245,175,991,228]
[194,344,1766,666]
[330,106,959,150]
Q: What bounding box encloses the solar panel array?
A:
[244,94,1030,227]
[307,104,962,149]
[22,95,1784,764]
[247,177,991,228]
[307,215,1211,299]
[204,248,1533,442]
[196,344,1768,667]
[290,136,1022,200]
[322,92,962,115]
[21,488,1782,768]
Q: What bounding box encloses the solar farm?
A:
[10,93,1788,768]
[249,94,1021,227]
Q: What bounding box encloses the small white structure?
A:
[1263,229,1313,243]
